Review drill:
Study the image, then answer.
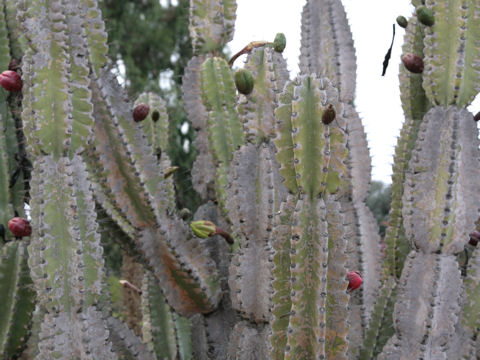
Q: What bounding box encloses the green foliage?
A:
[100,0,191,96]
[366,181,391,237]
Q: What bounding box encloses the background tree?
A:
[366,180,391,237]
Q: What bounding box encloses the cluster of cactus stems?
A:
[0,0,479,358]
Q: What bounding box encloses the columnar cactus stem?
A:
[0,242,35,358]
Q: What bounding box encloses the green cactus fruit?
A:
[273,32,286,52]
[234,68,254,95]
[396,16,408,28]
[416,6,434,26]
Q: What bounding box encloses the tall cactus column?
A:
[271,74,350,359]
[379,0,480,358]
[298,1,382,357]
[19,1,117,357]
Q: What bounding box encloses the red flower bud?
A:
[133,103,150,122]
[401,53,424,74]
[7,217,32,237]
[469,231,480,247]
[347,270,363,292]
[0,70,22,92]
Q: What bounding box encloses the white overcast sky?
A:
[228,0,480,184]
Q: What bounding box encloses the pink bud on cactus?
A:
[0,70,22,92]
[469,231,480,247]
[347,271,363,292]
[7,217,32,237]
[133,103,150,122]
[401,53,424,74]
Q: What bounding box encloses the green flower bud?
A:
[396,15,408,28]
[273,33,286,53]
[190,220,234,244]
[190,220,216,238]
[163,166,179,178]
[234,68,254,95]
[416,6,434,26]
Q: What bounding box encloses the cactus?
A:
[0,0,479,358]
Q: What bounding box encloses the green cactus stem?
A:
[422,0,480,107]
[403,107,480,254]
[189,0,237,54]
[183,55,217,200]
[269,194,295,360]
[456,246,480,357]
[106,314,155,359]
[27,155,112,357]
[299,0,357,102]
[358,280,396,359]
[0,241,35,359]
[142,272,182,359]
[379,252,462,358]
[238,46,289,141]
[200,57,244,212]
[384,12,431,279]
[226,142,287,322]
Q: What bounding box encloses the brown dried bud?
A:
[133,103,150,122]
[469,231,480,247]
[322,104,336,125]
[401,53,424,73]
[119,280,142,295]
